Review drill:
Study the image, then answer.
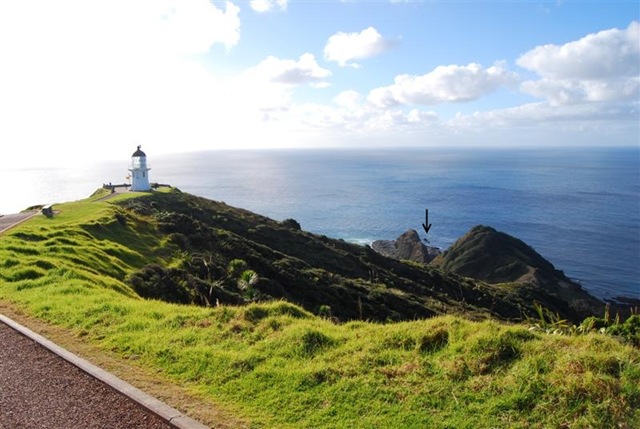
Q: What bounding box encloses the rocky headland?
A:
[372,225,620,323]
[111,190,629,324]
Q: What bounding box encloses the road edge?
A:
[0,211,38,235]
[0,313,210,429]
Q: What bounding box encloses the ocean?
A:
[1,147,638,301]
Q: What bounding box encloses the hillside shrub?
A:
[605,315,640,347]
[281,218,301,230]
[126,264,191,304]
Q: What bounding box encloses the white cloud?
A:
[226,54,331,119]
[334,90,363,109]
[0,0,245,164]
[250,0,288,13]
[311,81,332,89]
[367,62,517,107]
[520,78,640,106]
[154,0,241,54]
[275,94,440,139]
[517,21,639,105]
[246,53,331,85]
[407,109,438,123]
[518,21,639,80]
[441,101,639,147]
[450,102,637,129]
[324,26,396,68]
[0,1,636,167]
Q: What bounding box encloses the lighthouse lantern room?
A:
[129,145,151,191]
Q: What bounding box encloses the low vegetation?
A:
[0,189,638,428]
[430,225,609,322]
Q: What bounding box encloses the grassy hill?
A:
[0,189,638,428]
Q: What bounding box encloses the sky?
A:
[0,0,638,167]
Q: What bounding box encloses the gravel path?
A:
[0,322,174,429]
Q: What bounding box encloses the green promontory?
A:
[116,190,598,323]
[430,225,606,322]
[0,189,637,429]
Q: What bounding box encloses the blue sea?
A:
[2,147,638,301]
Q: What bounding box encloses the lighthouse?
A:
[129,145,151,191]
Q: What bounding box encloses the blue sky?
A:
[0,1,638,166]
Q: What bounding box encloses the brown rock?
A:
[371,229,441,264]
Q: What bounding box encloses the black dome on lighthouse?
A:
[132,145,146,157]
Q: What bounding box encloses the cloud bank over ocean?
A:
[0,2,637,166]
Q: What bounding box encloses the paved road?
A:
[0,321,175,429]
[1,202,211,428]
[0,212,38,235]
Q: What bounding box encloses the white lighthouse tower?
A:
[129,145,151,191]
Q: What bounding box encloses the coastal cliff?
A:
[119,191,528,322]
[370,225,608,323]
[429,225,606,321]
[116,190,618,324]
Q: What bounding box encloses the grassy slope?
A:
[0,190,638,428]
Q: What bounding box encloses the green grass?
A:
[0,191,638,428]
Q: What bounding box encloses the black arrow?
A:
[422,209,432,234]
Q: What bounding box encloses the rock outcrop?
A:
[430,225,605,321]
[371,229,441,264]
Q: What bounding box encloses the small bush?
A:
[318,305,332,318]
[227,259,248,278]
[281,218,301,230]
[126,264,191,304]
[606,315,640,347]
[167,233,189,249]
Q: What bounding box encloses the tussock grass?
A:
[0,192,638,428]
